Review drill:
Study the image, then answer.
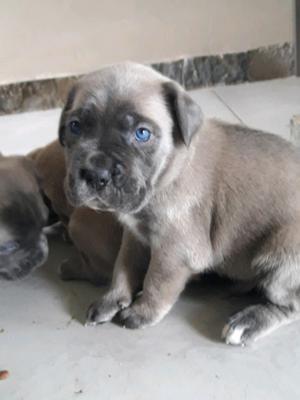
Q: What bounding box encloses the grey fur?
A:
[0,156,49,280]
[61,62,300,345]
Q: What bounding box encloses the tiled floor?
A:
[1,78,300,400]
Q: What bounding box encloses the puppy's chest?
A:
[118,210,159,245]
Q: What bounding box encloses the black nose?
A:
[80,168,111,188]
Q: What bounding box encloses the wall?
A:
[0,0,294,84]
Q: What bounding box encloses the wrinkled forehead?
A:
[71,68,172,133]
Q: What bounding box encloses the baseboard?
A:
[0,42,294,116]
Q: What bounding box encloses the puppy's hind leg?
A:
[223,225,300,346]
[61,208,122,285]
[59,251,110,286]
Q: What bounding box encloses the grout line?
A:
[212,89,245,125]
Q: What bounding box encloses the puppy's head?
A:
[59,62,203,213]
[0,156,49,280]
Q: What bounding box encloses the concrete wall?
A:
[0,0,294,84]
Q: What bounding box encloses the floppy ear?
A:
[58,85,77,147]
[163,81,203,146]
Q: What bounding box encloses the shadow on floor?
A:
[36,237,262,342]
[181,274,262,343]
[36,236,107,325]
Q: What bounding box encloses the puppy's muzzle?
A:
[80,157,125,190]
[80,168,110,189]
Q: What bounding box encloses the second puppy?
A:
[0,154,49,279]
[30,140,122,284]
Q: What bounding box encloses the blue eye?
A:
[0,241,19,255]
[69,120,81,135]
[135,127,151,142]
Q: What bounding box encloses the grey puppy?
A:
[0,154,49,279]
[59,62,300,345]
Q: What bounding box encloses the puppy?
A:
[29,140,122,284]
[59,62,300,345]
[0,154,49,279]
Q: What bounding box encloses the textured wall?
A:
[0,0,294,84]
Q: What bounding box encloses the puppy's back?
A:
[28,140,73,222]
[197,119,300,256]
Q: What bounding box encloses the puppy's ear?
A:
[58,86,77,146]
[163,81,203,146]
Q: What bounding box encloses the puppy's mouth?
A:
[65,172,148,213]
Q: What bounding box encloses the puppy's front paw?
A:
[222,306,266,346]
[118,307,149,329]
[118,302,161,330]
[86,295,130,326]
